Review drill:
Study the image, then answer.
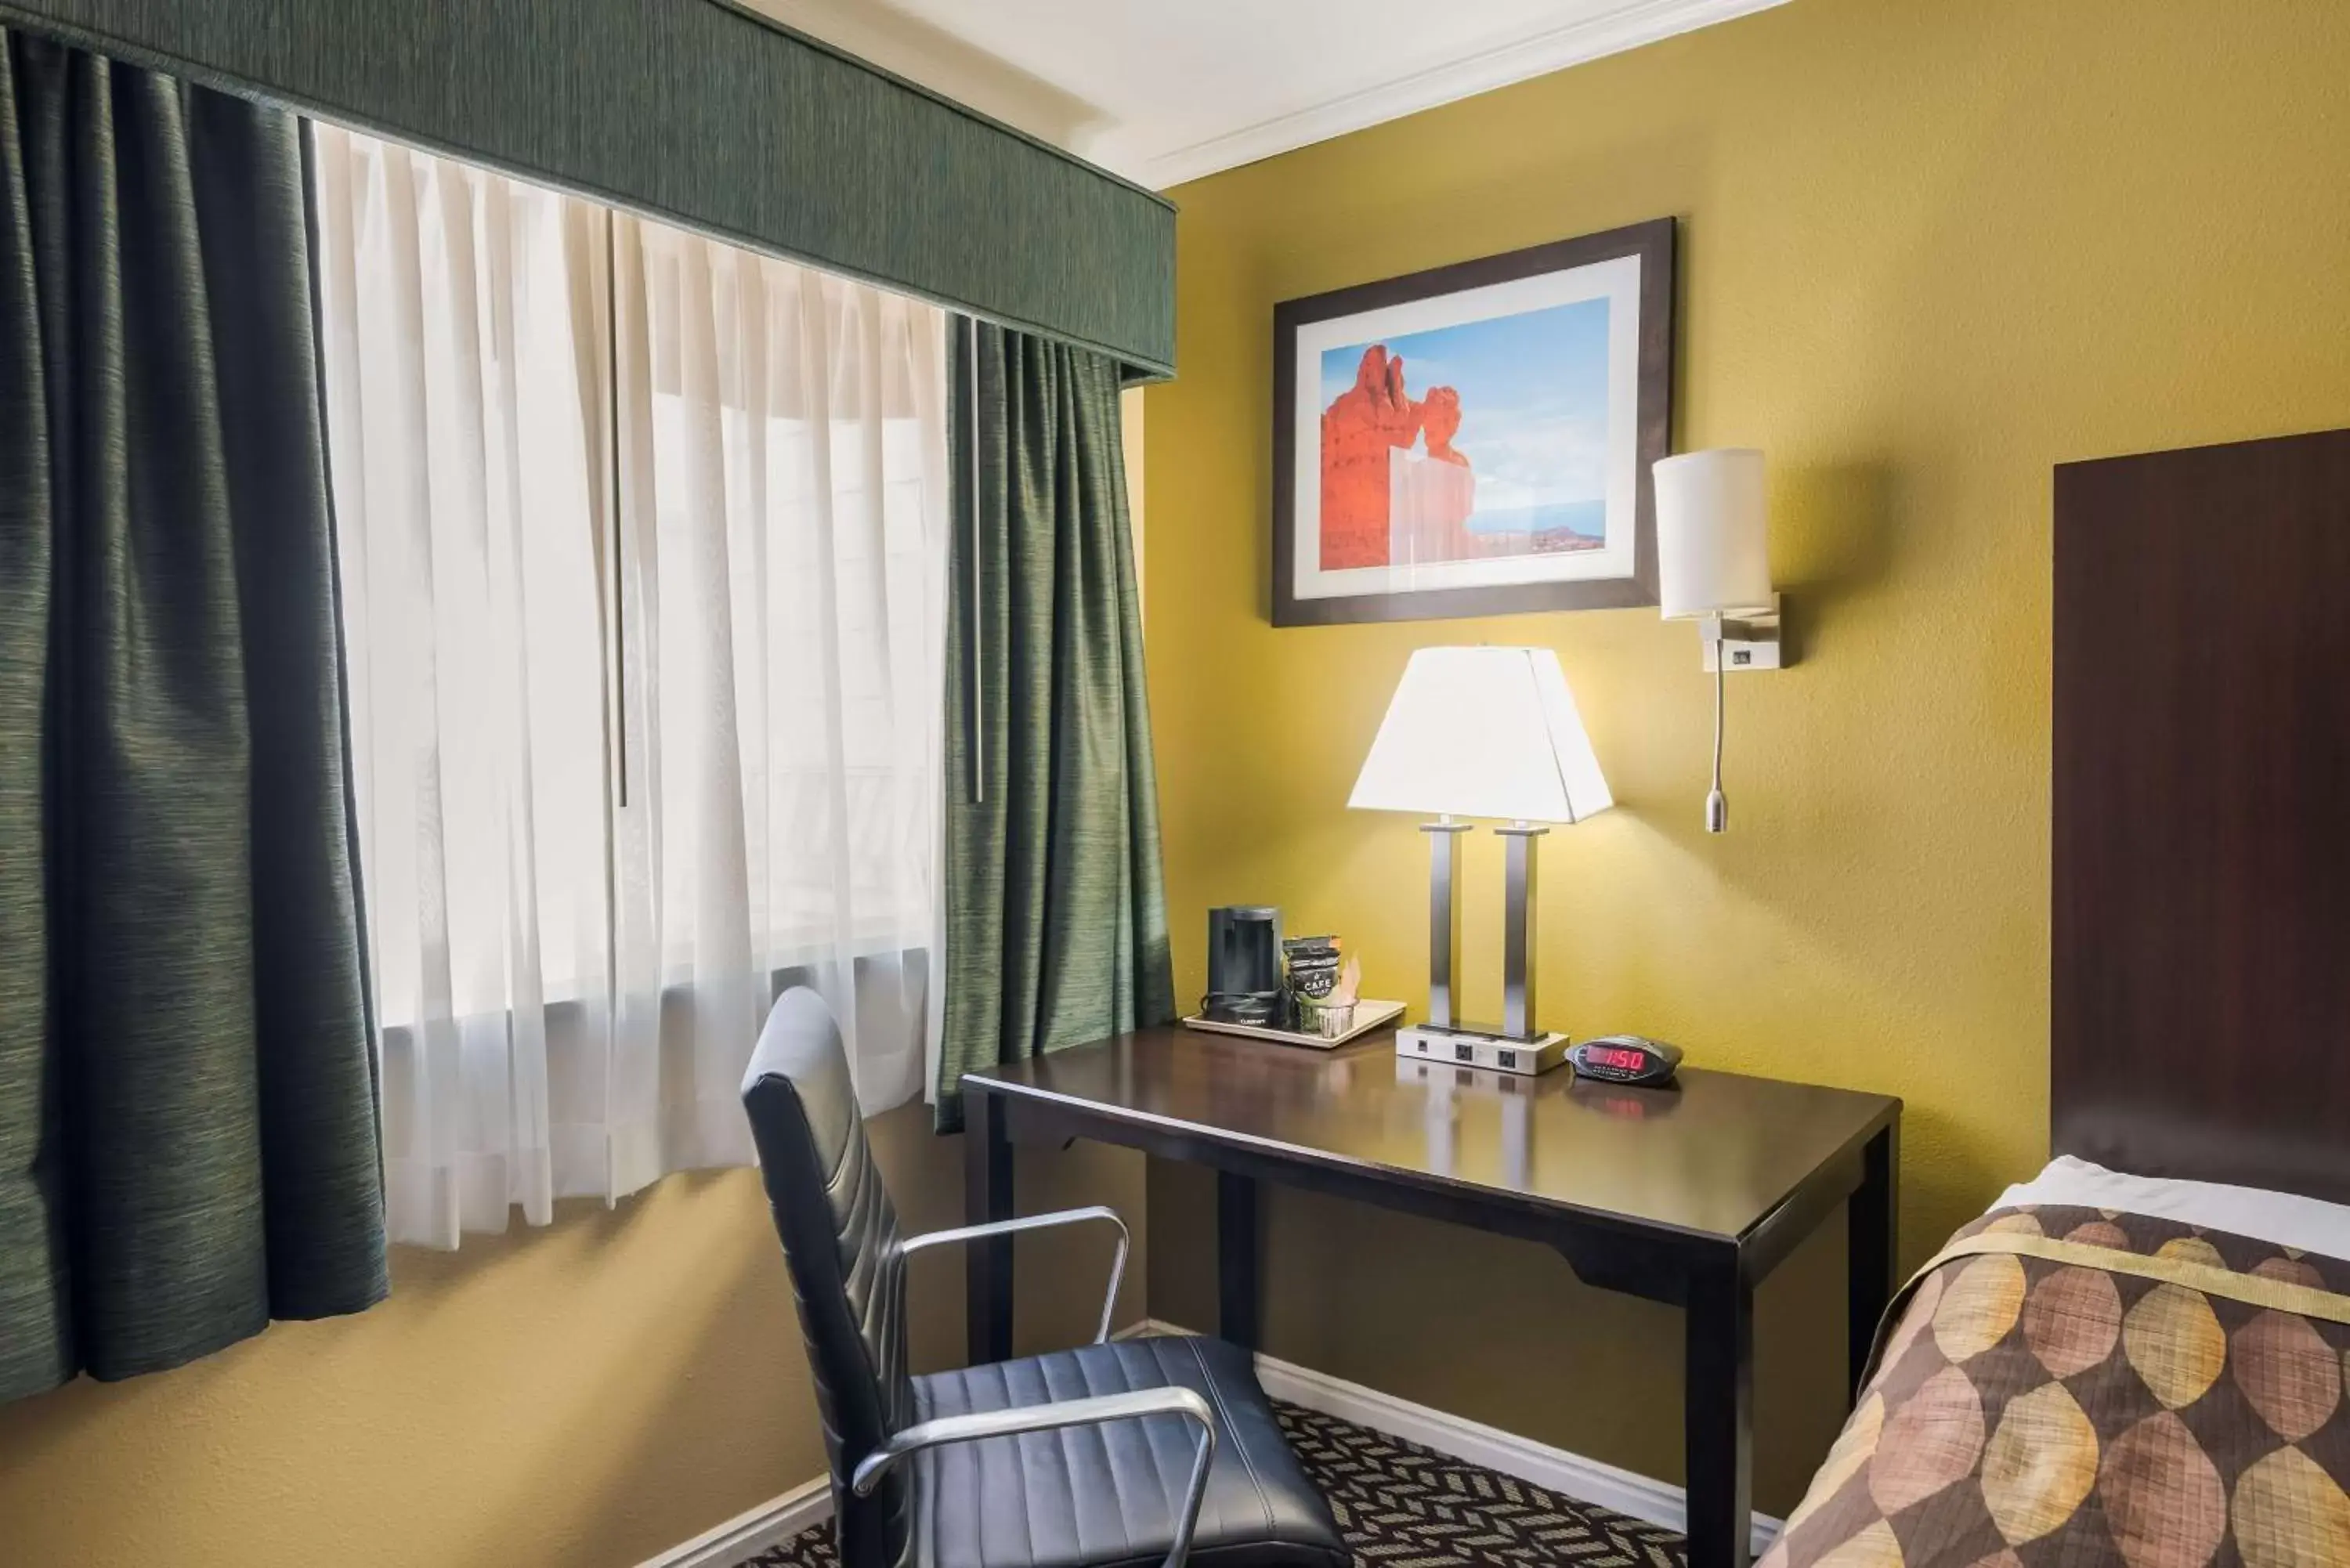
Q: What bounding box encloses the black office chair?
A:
[741,987,1350,1568]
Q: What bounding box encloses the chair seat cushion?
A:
[908,1333,1349,1568]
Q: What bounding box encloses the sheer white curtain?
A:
[311,126,949,1249]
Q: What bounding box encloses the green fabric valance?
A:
[0,0,1177,380]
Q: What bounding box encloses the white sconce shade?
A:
[1348,647,1611,824]
[1654,448,1773,620]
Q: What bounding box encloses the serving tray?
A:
[1178,999,1405,1051]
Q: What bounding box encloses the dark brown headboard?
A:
[2054,428,2350,1205]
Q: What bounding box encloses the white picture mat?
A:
[1290,254,1645,604]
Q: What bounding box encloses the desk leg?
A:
[964,1087,1014,1365]
[1217,1171,1260,1350]
[1685,1251,1754,1568]
[1849,1122,1899,1401]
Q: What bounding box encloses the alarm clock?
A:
[1569,1035,1683,1086]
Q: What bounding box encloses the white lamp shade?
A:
[1348,647,1612,824]
[1654,448,1773,619]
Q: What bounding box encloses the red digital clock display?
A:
[1587,1046,1648,1071]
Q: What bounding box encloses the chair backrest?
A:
[742,987,913,1568]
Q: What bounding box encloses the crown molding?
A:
[736,0,1112,154]
[1130,0,1789,190]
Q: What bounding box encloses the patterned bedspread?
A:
[1761,1205,2350,1568]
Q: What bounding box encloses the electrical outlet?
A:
[1700,594,1787,671]
[1704,633,1784,672]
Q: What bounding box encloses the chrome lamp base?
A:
[1415,815,1561,1068]
[1419,818,1472,1030]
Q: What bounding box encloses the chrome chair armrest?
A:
[851,1386,1217,1568]
[899,1205,1130,1344]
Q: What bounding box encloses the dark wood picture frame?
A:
[1271,217,1676,627]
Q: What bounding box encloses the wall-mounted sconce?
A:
[1654,449,1784,833]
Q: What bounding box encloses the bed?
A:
[1760,428,2350,1568]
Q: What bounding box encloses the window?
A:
[312,126,949,1247]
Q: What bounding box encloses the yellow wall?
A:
[13,1,2350,1555]
[1142,0,2350,1513]
[0,1113,1145,1567]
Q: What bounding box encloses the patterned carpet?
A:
[740,1400,1686,1568]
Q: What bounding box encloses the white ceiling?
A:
[746,0,1788,190]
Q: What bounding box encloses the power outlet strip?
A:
[1394,1024,1571,1076]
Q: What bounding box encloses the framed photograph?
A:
[1271,218,1675,627]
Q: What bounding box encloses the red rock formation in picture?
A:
[1319,346,1424,570]
[1389,382,1479,567]
[1319,347,1476,569]
[1419,386,1469,468]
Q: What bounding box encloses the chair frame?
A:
[898,1204,1130,1345]
[854,1205,1217,1568]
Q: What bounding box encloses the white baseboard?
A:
[637,1475,831,1568]
[1126,1319,1781,1559]
[645,1323,1781,1566]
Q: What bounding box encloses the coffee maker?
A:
[1202,905,1282,1025]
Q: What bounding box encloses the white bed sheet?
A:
[1993,1154,2350,1263]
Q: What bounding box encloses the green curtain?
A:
[937,322,1175,1131]
[0,34,386,1404]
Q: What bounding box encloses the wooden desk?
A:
[960,1026,1900,1568]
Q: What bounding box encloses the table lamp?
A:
[1349,647,1611,1069]
[1653,448,1782,833]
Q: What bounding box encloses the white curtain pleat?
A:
[313,127,949,1248]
